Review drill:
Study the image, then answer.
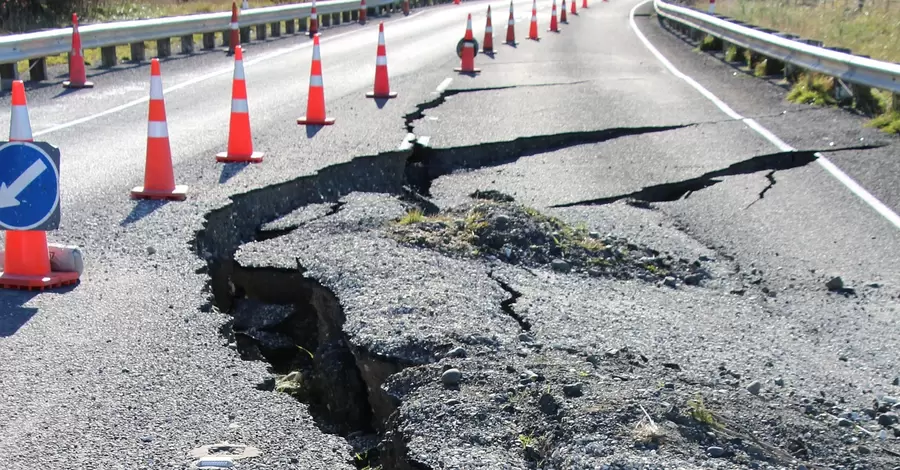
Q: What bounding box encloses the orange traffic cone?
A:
[359,0,367,24]
[228,2,240,55]
[506,1,517,45]
[582,0,588,8]
[217,47,263,163]
[402,0,410,15]
[549,0,559,32]
[482,5,496,54]
[0,81,80,290]
[453,0,460,4]
[366,23,397,99]
[131,59,188,200]
[561,0,568,22]
[528,0,540,40]
[309,0,319,37]
[62,13,94,89]
[454,14,481,74]
[571,0,577,15]
[298,35,335,125]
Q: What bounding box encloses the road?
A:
[1,0,898,468]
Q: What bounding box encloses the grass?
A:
[786,73,837,106]
[698,34,720,51]
[693,0,900,63]
[397,208,426,226]
[687,395,719,427]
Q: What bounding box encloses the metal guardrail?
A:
[0,0,394,65]
[653,0,900,95]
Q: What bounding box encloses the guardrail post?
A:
[130,42,146,62]
[158,38,172,58]
[181,35,195,54]
[0,63,19,91]
[28,58,48,82]
[286,18,296,34]
[271,21,281,37]
[256,24,267,40]
[240,27,251,43]
[101,46,118,67]
[203,33,217,49]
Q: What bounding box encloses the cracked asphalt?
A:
[1,0,899,468]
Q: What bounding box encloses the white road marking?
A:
[629,1,900,230]
[435,77,454,94]
[33,11,426,138]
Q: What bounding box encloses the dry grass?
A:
[691,0,900,63]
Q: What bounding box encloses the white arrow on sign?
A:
[0,159,49,209]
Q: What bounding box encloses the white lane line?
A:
[435,77,454,94]
[33,11,427,138]
[629,1,900,230]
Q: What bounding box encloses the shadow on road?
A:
[306,125,324,138]
[121,199,171,226]
[374,97,390,109]
[0,287,73,337]
[219,162,251,184]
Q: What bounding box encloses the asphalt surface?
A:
[1,0,899,468]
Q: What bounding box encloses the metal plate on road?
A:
[456,38,479,58]
[0,141,61,231]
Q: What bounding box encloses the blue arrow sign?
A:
[0,141,61,231]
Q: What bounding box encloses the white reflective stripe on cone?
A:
[232,99,249,113]
[463,43,474,48]
[234,63,245,80]
[9,107,33,140]
[312,46,321,60]
[231,21,239,30]
[150,76,164,99]
[148,121,169,138]
[311,12,317,19]
[376,55,387,66]
[310,75,324,87]
[486,26,492,33]
[378,34,385,45]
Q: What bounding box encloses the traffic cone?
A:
[0,81,80,290]
[453,0,460,4]
[359,0,367,24]
[454,14,480,74]
[217,47,263,163]
[228,2,240,55]
[309,0,319,37]
[366,23,397,99]
[560,0,568,23]
[506,1,517,45]
[582,0,588,8]
[131,59,188,200]
[62,13,94,89]
[528,0,540,40]
[298,35,335,125]
[482,5,495,54]
[548,0,559,32]
[571,0,577,15]
[402,0,410,15]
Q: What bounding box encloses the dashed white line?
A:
[435,77,454,94]
[629,1,900,230]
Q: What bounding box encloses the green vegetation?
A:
[786,73,837,106]
[517,433,536,448]
[397,208,426,226]
[693,0,900,63]
[274,370,310,399]
[868,110,900,134]
[724,45,739,63]
[687,395,719,427]
[698,34,720,51]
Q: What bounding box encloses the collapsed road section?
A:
[193,88,900,469]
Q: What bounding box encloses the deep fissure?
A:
[489,272,530,332]
[192,90,748,468]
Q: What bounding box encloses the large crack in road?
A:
[191,85,895,469]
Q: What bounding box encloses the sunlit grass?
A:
[692,0,900,63]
